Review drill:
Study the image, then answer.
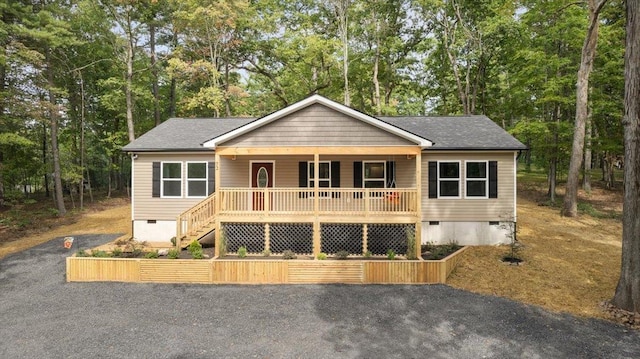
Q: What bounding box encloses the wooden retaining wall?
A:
[66,247,467,284]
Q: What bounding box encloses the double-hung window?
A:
[438,161,460,198]
[186,162,207,198]
[465,161,488,198]
[161,162,182,198]
[363,161,386,188]
[308,161,330,197]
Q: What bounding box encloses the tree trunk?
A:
[150,23,161,127]
[125,15,135,142]
[372,21,382,116]
[548,159,557,203]
[612,0,640,313]
[48,54,66,216]
[583,109,592,192]
[563,0,607,217]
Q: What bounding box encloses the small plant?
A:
[406,227,417,260]
[187,240,202,255]
[262,249,271,257]
[91,250,110,258]
[167,248,180,259]
[386,249,396,260]
[170,237,176,246]
[500,213,523,264]
[218,229,227,257]
[335,250,349,260]
[237,246,247,258]
[144,250,159,259]
[282,250,297,259]
[111,248,123,257]
[75,250,90,257]
[317,252,327,260]
[191,248,205,259]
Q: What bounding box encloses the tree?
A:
[563,0,609,217]
[612,0,640,314]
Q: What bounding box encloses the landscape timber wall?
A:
[66,247,467,285]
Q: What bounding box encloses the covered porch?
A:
[177,146,424,259]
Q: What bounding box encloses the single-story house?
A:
[123,95,526,258]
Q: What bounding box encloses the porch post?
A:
[214,152,221,258]
[313,152,321,257]
[415,151,423,260]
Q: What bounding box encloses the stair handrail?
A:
[176,192,216,248]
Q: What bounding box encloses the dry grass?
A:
[448,176,623,319]
[0,198,131,260]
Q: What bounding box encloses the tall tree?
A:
[563,0,609,217]
[612,0,640,314]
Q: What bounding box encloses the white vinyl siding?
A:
[133,154,213,221]
[220,104,415,147]
[422,152,516,222]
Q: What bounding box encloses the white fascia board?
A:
[202,95,432,149]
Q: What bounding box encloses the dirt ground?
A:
[448,177,624,319]
[0,176,627,321]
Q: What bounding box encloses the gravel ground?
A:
[1,234,639,359]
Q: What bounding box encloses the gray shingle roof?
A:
[123,114,526,152]
[380,115,526,150]
[122,117,256,152]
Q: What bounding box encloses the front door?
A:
[251,162,274,210]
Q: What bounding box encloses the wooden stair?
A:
[176,193,217,249]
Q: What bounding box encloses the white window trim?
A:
[186,161,208,198]
[464,160,489,199]
[307,161,331,198]
[161,161,182,198]
[437,160,461,199]
[363,161,386,189]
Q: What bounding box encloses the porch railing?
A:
[219,188,418,217]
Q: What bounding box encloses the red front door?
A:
[251,162,274,210]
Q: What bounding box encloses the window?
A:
[466,161,488,198]
[187,162,207,197]
[438,161,460,197]
[161,162,182,197]
[308,161,330,197]
[363,161,386,188]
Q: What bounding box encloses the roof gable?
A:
[203,95,432,148]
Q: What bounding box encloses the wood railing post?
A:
[364,189,370,217]
[362,224,368,255]
[264,188,270,216]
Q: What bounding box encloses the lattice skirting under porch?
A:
[221,222,415,257]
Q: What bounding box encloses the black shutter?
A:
[331,161,341,198]
[152,162,160,197]
[428,161,437,198]
[298,161,308,198]
[386,161,396,188]
[489,161,498,198]
[207,162,215,195]
[353,161,363,199]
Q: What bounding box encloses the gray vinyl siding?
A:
[421,152,516,221]
[133,153,214,220]
[220,155,416,188]
[221,104,414,147]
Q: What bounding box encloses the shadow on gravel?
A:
[314,284,640,359]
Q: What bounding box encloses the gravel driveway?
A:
[1,234,639,359]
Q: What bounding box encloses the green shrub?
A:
[317,252,327,260]
[91,250,110,258]
[363,250,372,258]
[75,250,90,257]
[335,250,349,260]
[219,230,227,257]
[144,250,159,259]
[111,248,123,257]
[386,249,396,260]
[237,246,247,258]
[187,240,202,256]
[406,227,417,260]
[262,249,271,257]
[167,248,180,259]
[191,249,204,259]
[282,250,297,260]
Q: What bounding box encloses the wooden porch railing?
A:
[218,188,418,217]
[176,192,216,248]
